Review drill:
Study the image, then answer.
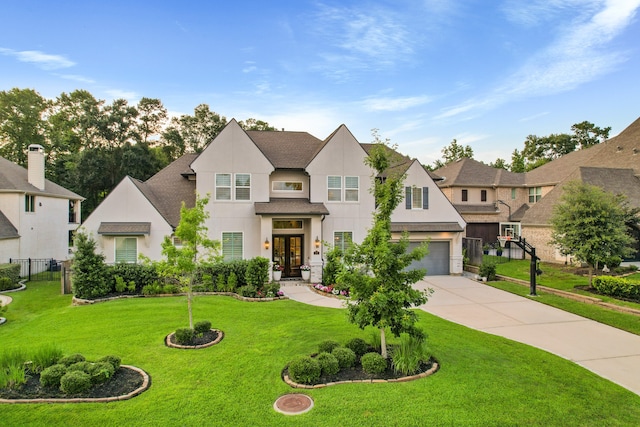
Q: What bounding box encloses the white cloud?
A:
[361,95,432,112]
[105,89,139,101]
[0,48,75,70]
[56,74,95,84]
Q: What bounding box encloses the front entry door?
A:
[273,235,303,277]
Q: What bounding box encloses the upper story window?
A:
[345,176,359,202]
[461,189,468,202]
[529,187,542,203]
[235,174,251,201]
[273,181,303,192]
[69,200,78,223]
[25,195,35,212]
[511,188,517,200]
[328,176,342,201]
[216,174,231,200]
[216,173,251,201]
[481,190,487,202]
[405,186,429,210]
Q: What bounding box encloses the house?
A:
[0,145,83,268]
[81,120,466,281]
[434,116,640,262]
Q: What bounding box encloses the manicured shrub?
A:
[0,263,20,286]
[72,232,111,299]
[361,352,388,374]
[97,355,121,370]
[67,361,93,374]
[391,333,430,376]
[60,370,92,394]
[111,262,159,293]
[194,320,212,336]
[30,344,63,373]
[332,347,356,369]
[593,276,640,301]
[264,281,281,297]
[479,261,497,281]
[238,284,257,297]
[175,328,195,345]
[287,355,321,385]
[322,246,343,286]
[318,339,341,354]
[227,271,238,292]
[89,361,115,384]
[59,353,86,367]
[245,257,269,287]
[215,273,226,291]
[345,337,370,357]
[316,352,340,376]
[0,277,14,291]
[40,364,68,388]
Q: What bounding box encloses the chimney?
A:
[28,144,45,190]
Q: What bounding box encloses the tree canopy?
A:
[432,138,474,169]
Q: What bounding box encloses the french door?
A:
[273,235,303,277]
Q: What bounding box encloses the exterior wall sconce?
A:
[315,236,321,249]
[264,238,270,250]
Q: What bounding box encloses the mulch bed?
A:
[167,329,220,347]
[0,366,144,400]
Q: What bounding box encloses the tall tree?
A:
[159,194,220,329]
[136,97,168,145]
[238,118,276,131]
[490,158,508,170]
[550,181,635,285]
[434,138,473,169]
[571,121,611,149]
[510,149,526,173]
[0,88,48,167]
[338,131,432,359]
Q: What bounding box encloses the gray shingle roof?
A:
[0,209,19,240]
[434,158,525,187]
[246,130,325,169]
[391,222,464,232]
[0,156,83,200]
[254,198,330,215]
[97,222,151,235]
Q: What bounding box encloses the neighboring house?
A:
[82,119,466,281]
[434,116,640,262]
[0,145,83,266]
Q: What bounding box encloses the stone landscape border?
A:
[282,362,439,389]
[165,329,224,349]
[73,292,288,306]
[0,365,150,404]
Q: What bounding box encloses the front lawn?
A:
[2,281,640,426]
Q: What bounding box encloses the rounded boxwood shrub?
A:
[97,355,121,370]
[40,364,68,388]
[345,337,369,357]
[59,353,86,367]
[60,370,92,394]
[89,361,115,384]
[361,352,388,374]
[67,361,93,374]
[194,320,212,336]
[332,347,356,369]
[316,352,340,376]
[318,339,340,354]
[287,355,321,385]
[175,328,195,345]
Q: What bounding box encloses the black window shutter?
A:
[423,187,429,209]
[405,187,411,209]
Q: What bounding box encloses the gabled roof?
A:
[434,158,525,187]
[246,130,324,169]
[0,209,19,240]
[0,156,83,200]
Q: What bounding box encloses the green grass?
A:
[2,281,640,426]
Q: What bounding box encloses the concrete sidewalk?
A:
[281,277,640,396]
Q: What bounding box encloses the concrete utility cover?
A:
[273,393,314,415]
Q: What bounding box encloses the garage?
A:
[407,241,450,276]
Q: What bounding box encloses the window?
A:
[529,187,542,203]
[405,186,429,210]
[216,174,231,200]
[461,189,468,202]
[345,176,359,202]
[235,174,251,200]
[273,181,303,192]
[172,236,183,247]
[69,200,78,223]
[334,231,353,251]
[115,237,137,263]
[328,176,342,201]
[25,195,35,212]
[273,220,303,229]
[481,190,487,202]
[511,188,517,200]
[222,232,243,260]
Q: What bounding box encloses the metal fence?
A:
[9,258,62,282]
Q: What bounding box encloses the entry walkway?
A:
[281,276,640,396]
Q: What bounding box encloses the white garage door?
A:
[407,241,450,276]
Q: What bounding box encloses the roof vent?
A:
[617,146,623,151]
[633,148,638,155]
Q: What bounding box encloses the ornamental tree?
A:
[550,181,635,285]
[159,193,220,329]
[338,132,432,359]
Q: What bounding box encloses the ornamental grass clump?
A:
[391,333,431,376]
[30,344,63,374]
[287,355,321,385]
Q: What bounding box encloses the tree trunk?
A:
[380,328,387,359]
[187,276,194,330]
[588,265,593,287]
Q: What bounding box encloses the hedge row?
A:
[0,264,20,290]
[592,276,640,301]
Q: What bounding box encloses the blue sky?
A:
[2,0,639,166]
